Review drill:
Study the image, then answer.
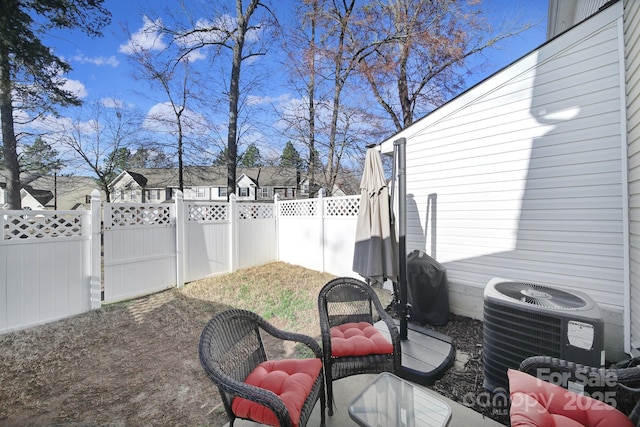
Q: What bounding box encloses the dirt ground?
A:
[0,290,230,426]
[0,263,504,426]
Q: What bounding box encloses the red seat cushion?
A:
[508,369,634,427]
[330,322,393,357]
[231,358,322,427]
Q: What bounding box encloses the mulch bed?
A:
[426,314,510,425]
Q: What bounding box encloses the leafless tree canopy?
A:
[3,0,537,200]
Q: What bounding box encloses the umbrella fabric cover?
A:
[353,148,397,285]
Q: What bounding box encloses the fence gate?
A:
[103,203,177,303]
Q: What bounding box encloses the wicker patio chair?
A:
[198,309,326,427]
[318,277,401,416]
[513,355,640,426]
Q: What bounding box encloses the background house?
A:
[109,166,300,203]
[0,171,102,210]
[380,0,638,360]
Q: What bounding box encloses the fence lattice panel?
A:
[324,196,360,217]
[187,203,228,222]
[104,205,172,229]
[2,212,85,240]
[279,199,318,217]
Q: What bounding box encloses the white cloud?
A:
[101,97,132,109]
[60,78,88,99]
[172,15,262,63]
[182,49,207,62]
[175,17,231,49]
[247,93,291,107]
[119,15,167,55]
[73,53,119,67]
[143,102,209,135]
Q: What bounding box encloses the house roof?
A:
[122,166,299,188]
[1,170,103,210]
[29,175,104,209]
[22,186,53,206]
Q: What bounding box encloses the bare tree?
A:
[122,16,212,192]
[280,0,323,196]
[56,102,141,202]
[282,0,386,195]
[355,0,535,130]
[156,0,275,199]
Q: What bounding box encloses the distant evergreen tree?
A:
[239,143,262,168]
[279,141,303,170]
[213,148,228,166]
[105,147,132,183]
[20,136,65,177]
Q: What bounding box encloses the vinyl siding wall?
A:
[625,0,640,354]
[381,4,626,356]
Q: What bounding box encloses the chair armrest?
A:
[520,356,640,388]
[256,316,323,359]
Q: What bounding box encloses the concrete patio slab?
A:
[225,373,505,426]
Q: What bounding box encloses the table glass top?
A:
[349,372,451,427]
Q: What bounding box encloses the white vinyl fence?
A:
[277,194,360,277]
[0,191,101,334]
[1,190,360,333]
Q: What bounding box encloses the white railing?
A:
[0,191,361,333]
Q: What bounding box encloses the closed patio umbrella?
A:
[353,147,398,286]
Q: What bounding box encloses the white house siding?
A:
[625,0,640,355]
[382,3,626,357]
[548,0,609,38]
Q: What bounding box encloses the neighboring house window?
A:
[219,187,227,198]
[196,187,206,198]
[119,189,125,201]
[130,189,136,200]
[260,187,269,198]
[303,184,309,193]
[239,187,249,197]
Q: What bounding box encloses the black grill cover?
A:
[406,250,449,326]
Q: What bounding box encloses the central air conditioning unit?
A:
[483,277,605,392]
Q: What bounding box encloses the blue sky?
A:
[37,0,549,167]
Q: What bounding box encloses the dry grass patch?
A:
[182,262,337,337]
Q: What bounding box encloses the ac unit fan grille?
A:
[494,281,587,310]
[483,300,563,391]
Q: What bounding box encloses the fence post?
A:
[175,190,185,288]
[229,193,238,273]
[318,189,325,272]
[90,189,102,309]
[273,193,279,261]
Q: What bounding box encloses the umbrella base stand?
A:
[375,319,456,386]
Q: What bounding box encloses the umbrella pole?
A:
[394,137,409,341]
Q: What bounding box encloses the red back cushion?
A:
[232,358,322,427]
[330,322,393,357]
[508,369,634,427]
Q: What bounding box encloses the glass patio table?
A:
[348,372,451,427]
